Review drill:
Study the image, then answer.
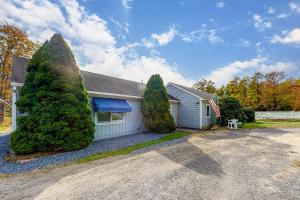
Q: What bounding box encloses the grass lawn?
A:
[76,131,190,164]
[0,115,11,133]
[243,120,300,129]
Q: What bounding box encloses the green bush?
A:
[242,108,255,122]
[10,34,94,154]
[141,74,176,133]
[217,97,244,126]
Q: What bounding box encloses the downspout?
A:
[12,86,17,131]
[199,98,202,129]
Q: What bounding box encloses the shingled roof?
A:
[168,82,215,100]
[11,56,179,101]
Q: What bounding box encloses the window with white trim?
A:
[96,112,125,124]
[206,104,210,117]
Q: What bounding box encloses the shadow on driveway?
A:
[156,141,224,176]
[203,128,293,141]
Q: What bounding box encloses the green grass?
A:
[75,131,190,164]
[243,120,300,129]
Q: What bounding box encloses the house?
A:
[166,83,216,129]
[11,56,217,141]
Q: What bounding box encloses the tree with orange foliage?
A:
[0,23,37,123]
[292,78,300,111]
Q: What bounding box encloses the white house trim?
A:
[11,82,23,87]
[199,99,203,129]
[88,91,142,100]
[11,84,180,103]
[12,86,17,131]
[206,104,211,118]
[95,112,126,125]
[166,83,204,100]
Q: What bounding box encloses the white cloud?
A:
[255,42,265,54]
[204,57,298,87]
[122,0,133,10]
[267,6,276,14]
[0,0,194,86]
[180,29,223,44]
[271,28,300,45]
[253,14,272,31]
[289,2,300,13]
[216,2,225,9]
[238,39,251,47]
[120,56,195,86]
[152,25,177,46]
[205,57,267,86]
[258,62,298,74]
[277,13,288,19]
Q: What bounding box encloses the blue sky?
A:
[1,0,300,86]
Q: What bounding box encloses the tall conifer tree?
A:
[142,74,176,133]
[10,34,94,154]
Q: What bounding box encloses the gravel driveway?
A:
[1,128,300,200]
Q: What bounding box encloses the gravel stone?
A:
[0,132,166,174]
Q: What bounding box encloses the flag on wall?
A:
[209,99,221,117]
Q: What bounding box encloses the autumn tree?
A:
[277,79,294,110]
[0,23,37,123]
[260,72,285,110]
[216,85,225,97]
[246,72,263,109]
[236,76,249,104]
[193,79,217,94]
[292,78,300,111]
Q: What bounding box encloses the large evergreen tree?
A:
[142,74,176,133]
[10,34,94,154]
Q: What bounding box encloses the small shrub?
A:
[217,97,244,126]
[243,108,255,122]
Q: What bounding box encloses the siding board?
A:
[201,100,216,128]
[92,99,145,140]
[167,85,200,129]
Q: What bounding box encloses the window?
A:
[96,112,125,124]
[97,112,111,123]
[206,104,210,117]
[111,113,124,121]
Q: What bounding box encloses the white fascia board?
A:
[199,98,203,129]
[169,100,180,103]
[10,83,178,102]
[166,83,204,100]
[11,82,23,87]
[87,91,142,100]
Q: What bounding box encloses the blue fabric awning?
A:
[92,97,132,112]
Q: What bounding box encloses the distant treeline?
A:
[193,72,300,111]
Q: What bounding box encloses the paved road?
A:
[1,128,300,200]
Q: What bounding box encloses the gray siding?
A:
[92,99,145,140]
[201,100,216,129]
[167,85,200,129]
[170,102,179,126]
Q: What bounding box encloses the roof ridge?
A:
[80,70,146,86]
[168,82,215,99]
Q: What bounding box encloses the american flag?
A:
[209,99,221,117]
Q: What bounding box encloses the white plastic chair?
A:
[228,119,238,129]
